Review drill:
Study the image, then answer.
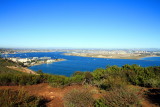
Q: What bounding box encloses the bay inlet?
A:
[5,52,160,77]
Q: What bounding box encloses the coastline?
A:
[139,56,160,59]
[28,59,66,67]
[64,53,160,60]
[6,59,66,75]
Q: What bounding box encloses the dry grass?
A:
[102,87,142,107]
[0,89,45,107]
[63,88,94,107]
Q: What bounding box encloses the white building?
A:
[17,58,31,63]
[9,58,18,62]
[46,59,55,63]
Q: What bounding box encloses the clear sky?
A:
[0,0,160,49]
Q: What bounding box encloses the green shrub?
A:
[69,71,93,85]
[124,65,160,87]
[72,71,85,76]
[44,74,70,87]
[94,99,107,107]
[63,89,94,107]
[69,75,85,85]
[84,72,93,84]
[68,71,85,85]
[92,66,128,90]
[144,78,160,88]
[93,64,160,88]
[0,74,43,86]
[92,68,106,81]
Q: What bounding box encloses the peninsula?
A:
[64,49,160,59]
[7,57,66,67]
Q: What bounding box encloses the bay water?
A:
[5,52,160,76]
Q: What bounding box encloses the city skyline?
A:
[0,0,160,49]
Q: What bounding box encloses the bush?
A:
[72,71,84,77]
[0,58,22,74]
[68,71,85,85]
[44,74,70,87]
[0,74,43,86]
[92,66,128,90]
[95,87,142,107]
[0,89,45,107]
[84,72,93,84]
[92,64,160,88]
[124,65,160,87]
[144,78,160,88]
[97,77,127,90]
[63,89,94,107]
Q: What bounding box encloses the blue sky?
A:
[0,0,160,49]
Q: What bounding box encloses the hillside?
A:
[0,58,160,107]
[0,58,22,74]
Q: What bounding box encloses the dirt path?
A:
[7,66,37,74]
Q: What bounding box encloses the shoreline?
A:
[5,57,66,68]
[6,59,66,75]
[139,56,160,59]
[64,53,160,60]
[28,59,66,67]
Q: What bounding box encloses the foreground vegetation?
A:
[0,89,45,107]
[0,58,160,106]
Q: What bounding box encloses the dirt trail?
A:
[7,66,37,74]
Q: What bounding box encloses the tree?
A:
[83,72,93,84]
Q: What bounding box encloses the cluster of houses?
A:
[7,57,64,66]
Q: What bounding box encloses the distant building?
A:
[40,57,51,60]
[18,58,31,63]
[46,59,55,63]
[9,58,18,62]
[32,57,38,60]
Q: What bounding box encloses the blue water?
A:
[141,57,160,61]
[3,52,160,76]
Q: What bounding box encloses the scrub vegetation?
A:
[0,89,45,107]
[0,58,160,107]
